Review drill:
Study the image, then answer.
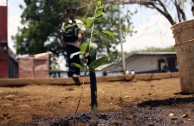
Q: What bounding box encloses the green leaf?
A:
[71,63,83,70]
[80,42,89,53]
[64,23,76,30]
[86,17,94,28]
[70,51,81,59]
[89,42,97,50]
[89,56,108,70]
[89,43,97,57]
[97,0,104,11]
[95,11,103,18]
[88,43,97,62]
[102,30,116,37]
[97,6,104,10]
[97,1,102,6]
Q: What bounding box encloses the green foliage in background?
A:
[13,0,136,63]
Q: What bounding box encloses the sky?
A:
[7,0,24,53]
[116,2,193,52]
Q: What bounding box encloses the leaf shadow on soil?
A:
[137,97,194,107]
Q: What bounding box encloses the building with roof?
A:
[102,52,178,74]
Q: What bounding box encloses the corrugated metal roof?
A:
[126,52,176,60]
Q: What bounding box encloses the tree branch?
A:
[143,0,176,25]
[105,0,190,25]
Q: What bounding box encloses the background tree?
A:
[107,0,194,25]
[13,0,136,63]
[14,0,63,55]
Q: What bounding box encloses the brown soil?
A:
[0,77,194,126]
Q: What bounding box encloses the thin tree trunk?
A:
[89,69,98,126]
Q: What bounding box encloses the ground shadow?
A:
[174,92,194,95]
[47,77,82,86]
[147,73,154,82]
[72,77,81,85]
[137,97,194,107]
[0,84,27,88]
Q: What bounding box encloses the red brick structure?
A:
[0,1,8,78]
[0,1,50,78]
[0,1,18,78]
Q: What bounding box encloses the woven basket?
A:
[171,19,194,93]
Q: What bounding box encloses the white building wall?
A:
[125,56,165,72]
[103,56,167,73]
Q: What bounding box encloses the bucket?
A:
[171,19,194,93]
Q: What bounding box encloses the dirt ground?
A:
[1,77,194,126]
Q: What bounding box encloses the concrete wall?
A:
[125,56,166,73]
[18,53,51,78]
[102,55,174,73]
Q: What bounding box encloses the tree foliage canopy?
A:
[13,0,136,63]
